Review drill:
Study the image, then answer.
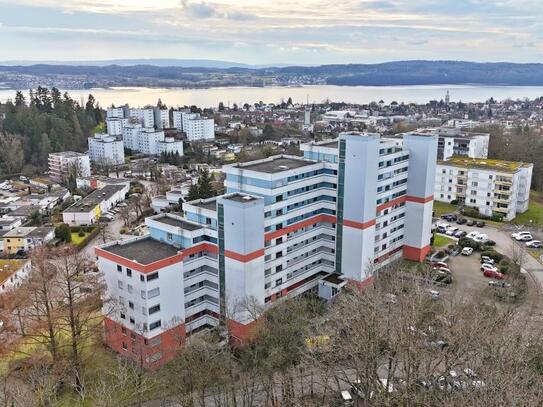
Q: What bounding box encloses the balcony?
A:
[493,206,509,214]
[495,179,512,186]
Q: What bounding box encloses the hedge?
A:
[69,226,99,250]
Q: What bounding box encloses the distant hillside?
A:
[2,60,543,88]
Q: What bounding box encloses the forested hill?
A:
[0,88,103,177]
[2,60,543,88]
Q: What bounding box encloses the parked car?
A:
[466,231,481,240]
[461,247,474,256]
[483,269,504,280]
[485,240,496,246]
[445,227,459,236]
[480,256,495,265]
[466,219,477,226]
[476,221,486,228]
[512,231,531,239]
[526,240,543,248]
[433,266,451,274]
[515,234,533,242]
[473,234,488,243]
[454,230,467,238]
[430,261,449,269]
[456,218,467,225]
[442,213,458,222]
[488,280,511,288]
[436,223,450,233]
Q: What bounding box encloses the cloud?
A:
[180,1,216,18]
[225,11,257,21]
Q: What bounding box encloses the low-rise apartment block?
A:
[63,184,129,226]
[88,133,125,166]
[2,227,55,255]
[435,157,533,220]
[97,132,437,368]
[0,259,31,294]
[123,127,183,156]
[48,151,91,182]
[173,111,214,141]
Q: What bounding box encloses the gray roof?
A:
[238,156,316,174]
[319,140,339,148]
[224,193,258,203]
[64,185,125,213]
[190,199,217,211]
[103,237,180,264]
[152,214,203,231]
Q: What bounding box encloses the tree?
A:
[0,134,24,175]
[186,183,200,202]
[55,223,72,243]
[197,169,214,199]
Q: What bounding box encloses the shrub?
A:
[120,227,128,234]
[481,250,504,263]
[500,265,509,274]
[491,213,504,222]
[459,237,481,251]
[78,227,86,237]
[55,223,72,243]
[450,199,459,205]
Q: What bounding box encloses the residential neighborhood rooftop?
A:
[64,185,126,213]
[189,199,217,211]
[0,259,28,285]
[3,226,54,238]
[440,156,532,172]
[103,237,181,264]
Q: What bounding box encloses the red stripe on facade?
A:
[376,196,407,212]
[374,246,404,263]
[406,195,433,204]
[402,244,431,262]
[343,218,376,230]
[227,318,260,345]
[224,248,265,263]
[346,276,374,290]
[264,214,336,241]
[95,242,218,274]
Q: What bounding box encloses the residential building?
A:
[96,132,437,368]
[175,112,214,141]
[62,184,129,226]
[88,133,125,166]
[48,151,91,182]
[122,126,183,156]
[2,227,55,255]
[154,107,170,129]
[129,108,155,128]
[0,259,31,294]
[106,118,123,136]
[0,217,22,254]
[435,157,533,220]
[397,127,489,161]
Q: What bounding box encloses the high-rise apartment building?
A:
[97,132,437,368]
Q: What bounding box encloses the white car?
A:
[512,231,531,239]
[445,227,458,236]
[526,240,543,248]
[466,231,481,240]
[515,234,533,242]
[473,234,488,243]
[461,247,474,256]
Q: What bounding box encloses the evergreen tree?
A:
[187,183,200,201]
[198,169,214,199]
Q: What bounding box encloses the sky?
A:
[0,0,542,65]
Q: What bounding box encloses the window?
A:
[128,301,134,310]
[129,317,135,324]
[121,327,127,335]
[117,265,122,273]
[276,265,283,272]
[140,275,144,282]
[127,268,132,277]
[147,272,159,282]
[122,342,128,350]
[148,288,160,298]
[118,280,124,289]
[147,352,162,363]
[120,312,126,319]
[149,304,161,315]
[276,278,283,286]
[149,320,162,330]
[167,232,173,241]
[149,336,162,347]
[275,251,283,259]
[127,284,133,293]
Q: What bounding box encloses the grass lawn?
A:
[432,201,458,217]
[71,231,92,246]
[433,234,455,248]
[511,191,543,227]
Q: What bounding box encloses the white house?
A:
[88,133,125,166]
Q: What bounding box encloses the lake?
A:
[1,84,543,108]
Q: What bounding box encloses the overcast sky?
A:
[0,0,541,65]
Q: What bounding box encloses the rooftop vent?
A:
[242,196,252,201]
[278,165,289,170]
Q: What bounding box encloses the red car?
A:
[483,269,504,280]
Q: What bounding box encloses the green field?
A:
[71,231,92,246]
[433,234,455,248]
[511,191,543,227]
[432,201,458,217]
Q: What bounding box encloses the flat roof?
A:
[4,226,53,238]
[0,259,28,284]
[103,237,180,264]
[64,185,125,213]
[190,199,217,211]
[153,215,203,231]
[439,156,531,173]
[237,156,316,174]
[49,151,87,158]
[319,140,339,148]
[223,193,258,203]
